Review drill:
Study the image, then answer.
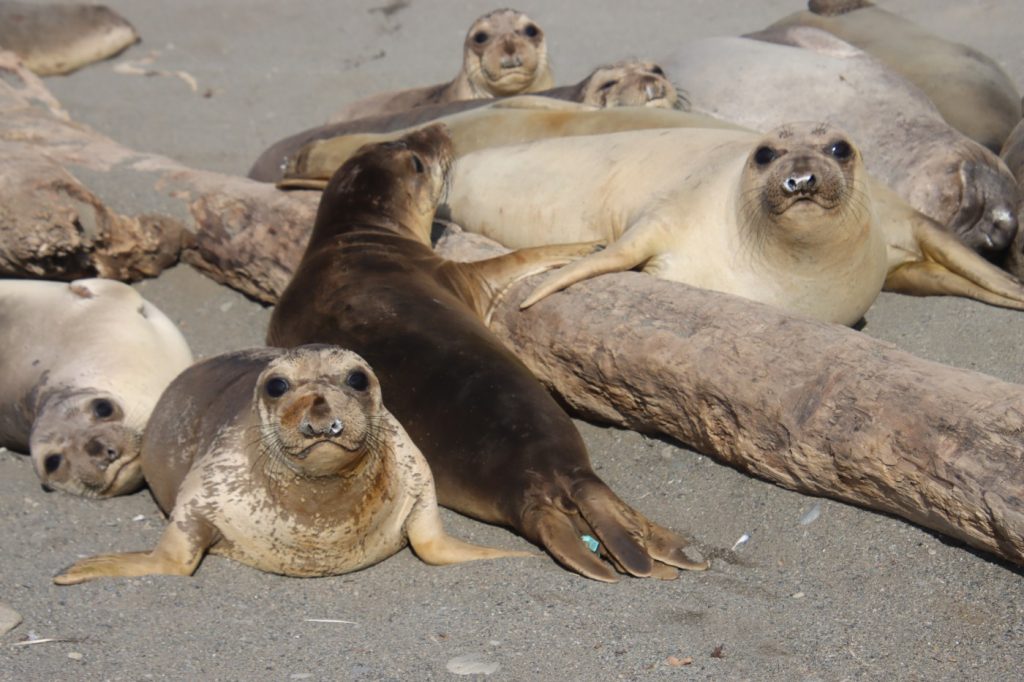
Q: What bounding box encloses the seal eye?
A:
[754,146,777,166]
[523,24,539,38]
[346,370,369,392]
[44,453,62,474]
[829,140,853,161]
[411,154,425,174]
[472,31,489,44]
[265,377,290,398]
[597,80,617,92]
[650,65,665,76]
[92,399,115,420]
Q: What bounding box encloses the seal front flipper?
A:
[884,209,1024,309]
[53,514,213,585]
[450,240,605,322]
[405,489,536,565]
[520,220,664,309]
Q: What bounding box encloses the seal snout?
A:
[299,396,345,439]
[783,172,817,195]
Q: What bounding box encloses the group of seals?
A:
[0,1,138,76]
[328,9,552,124]
[54,346,526,584]
[267,124,708,581]
[248,59,681,184]
[0,278,192,497]
[658,31,1021,259]
[277,103,1024,325]
[760,0,1022,152]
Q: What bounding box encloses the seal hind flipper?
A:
[520,223,661,309]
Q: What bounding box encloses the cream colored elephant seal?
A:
[328,8,553,124]
[54,345,528,584]
[0,278,193,497]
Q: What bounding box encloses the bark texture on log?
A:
[0,51,318,288]
[435,230,1024,567]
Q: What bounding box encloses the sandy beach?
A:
[2,1,1023,679]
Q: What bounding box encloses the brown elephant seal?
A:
[278,107,1024,325]
[54,346,526,584]
[999,118,1024,278]
[267,124,708,582]
[0,278,193,497]
[0,1,139,76]
[248,59,680,183]
[659,30,1021,259]
[328,9,553,125]
[758,0,1022,152]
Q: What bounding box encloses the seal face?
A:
[571,60,685,110]
[327,9,553,124]
[266,124,708,582]
[0,278,193,497]
[54,345,525,584]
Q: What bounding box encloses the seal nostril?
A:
[299,421,315,438]
[107,448,118,462]
[328,419,344,436]
[44,453,62,474]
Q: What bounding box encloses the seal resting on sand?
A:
[54,345,528,584]
[268,124,708,581]
[0,278,192,497]
[328,8,553,124]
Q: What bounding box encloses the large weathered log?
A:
[0,51,317,288]
[434,230,1024,567]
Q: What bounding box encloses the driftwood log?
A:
[0,51,317,289]
[4,51,1022,567]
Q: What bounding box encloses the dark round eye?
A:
[411,154,425,173]
[650,65,665,77]
[597,80,617,92]
[346,370,369,391]
[265,377,290,398]
[523,24,539,38]
[473,31,489,44]
[92,399,115,419]
[44,453,62,474]
[754,146,777,166]
[829,140,853,160]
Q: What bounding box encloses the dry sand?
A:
[2,1,1022,679]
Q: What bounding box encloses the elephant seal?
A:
[54,346,525,584]
[328,9,553,124]
[659,30,1021,259]
[0,1,139,76]
[278,107,1024,325]
[267,124,708,582]
[999,119,1024,278]
[758,0,1022,152]
[0,278,193,497]
[248,59,680,183]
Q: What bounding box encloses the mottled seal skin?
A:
[328,9,553,125]
[248,58,680,184]
[0,278,193,497]
[54,346,526,584]
[760,0,1022,152]
[659,30,1021,259]
[0,1,139,76]
[267,124,708,582]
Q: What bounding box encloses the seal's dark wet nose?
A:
[982,206,1019,253]
[642,76,665,101]
[784,173,816,194]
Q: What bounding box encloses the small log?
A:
[435,231,1024,567]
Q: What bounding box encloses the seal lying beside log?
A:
[279,104,1024,326]
[267,124,708,581]
[0,278,193,497]
[248,59,682,184]
[54,346,528,584]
